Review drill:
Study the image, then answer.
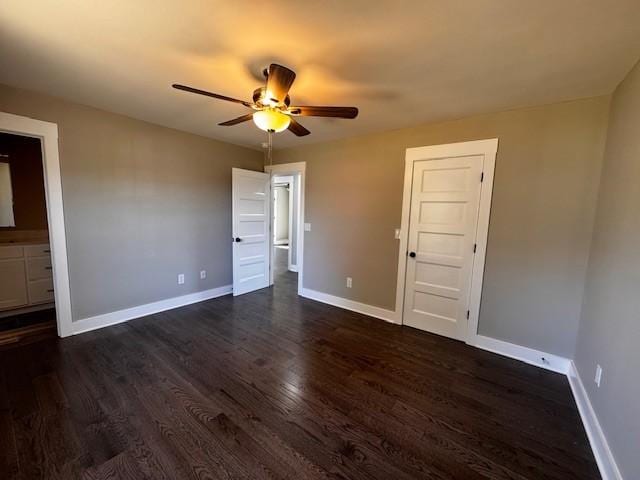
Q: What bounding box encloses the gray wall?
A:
[0,83,263,321]
[575,60,640,478]
[275,96,611,357]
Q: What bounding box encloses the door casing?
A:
[0,111,73,337]
[394,139,498,346]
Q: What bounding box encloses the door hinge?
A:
[480,172,484,182]
[473,243,477,253]
[466,310,470,319]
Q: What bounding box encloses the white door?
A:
[403,155,483,340]
[232,168,271,296]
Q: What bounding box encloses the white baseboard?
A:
[300,288,398,324]
[568,361,622,480]
[472,334,571,374]
[72,284,232,335]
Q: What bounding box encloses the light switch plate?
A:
[395,228,401,239]
[304,223,311,231]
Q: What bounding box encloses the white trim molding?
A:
[0,112,73,337]
[300,288,398,324]
[72,285,232,335]
[568,362,623,480]
[472,335,570,374]
[394,138,499,343]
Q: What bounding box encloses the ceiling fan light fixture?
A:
[253,109,290,133]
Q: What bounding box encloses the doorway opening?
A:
[0,132,57,346]
[231,162,305,298]
[0,112,72,338]
[271,173,300,290]
[272,174,295,277]
[266,162,305,296]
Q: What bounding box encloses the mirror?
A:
[0,161,16,227]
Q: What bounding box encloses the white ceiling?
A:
[1,1,639,150]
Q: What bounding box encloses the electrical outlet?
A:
[200,270,206,279]
[346,277,352,288]
[177,274,185,285]
[595,364,603,387]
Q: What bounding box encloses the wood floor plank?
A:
[0,249,600,479]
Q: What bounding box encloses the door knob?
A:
[409,251,416,258]
[235,237,242,242]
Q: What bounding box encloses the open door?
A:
[232,168,271,296]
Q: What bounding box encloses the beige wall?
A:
[275,96,610,356]
[575,61,640,478]
[0,83,263,321]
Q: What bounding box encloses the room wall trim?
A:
[568,361,623,480]
[300,287,398,324]
[72,284,232,335]
[0,111,74,337]
[472,334,570,374]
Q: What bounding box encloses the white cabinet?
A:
[0,243,54,313]
[0,259,28,309]
[28,278,55,304]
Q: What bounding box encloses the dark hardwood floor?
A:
[0,308,57,349]
[0,249,599,479]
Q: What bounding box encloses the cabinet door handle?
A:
[44,249,51,253]
[47,289,54,293]
[45,266,52,270]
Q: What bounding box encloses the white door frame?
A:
[0,111,73,337]
[265,162,305,295]
[394,138,498,345]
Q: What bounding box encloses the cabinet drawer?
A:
[24,244,51,258]
[0,245,24,259]
[27,257,53,280]
[0,259,28,310]
[28,278,55,305]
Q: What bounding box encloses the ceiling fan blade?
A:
[287,118,311,136]
[172,84,254,108]
[265,64,296,103]
[218,113,254,126]
[287,106,358,119]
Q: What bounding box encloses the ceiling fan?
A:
[172,64,358,137]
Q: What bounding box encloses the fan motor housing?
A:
[252,87,290,107]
